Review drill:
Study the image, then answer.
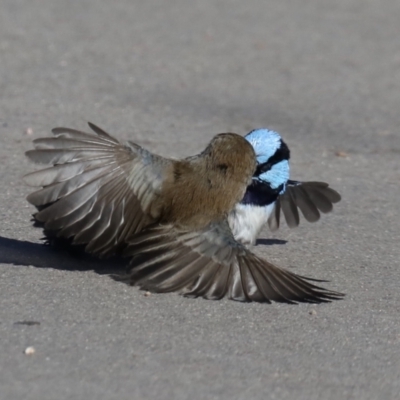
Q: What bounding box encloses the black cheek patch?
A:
[254,140,290,177]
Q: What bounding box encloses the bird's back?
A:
[160,133,257,229]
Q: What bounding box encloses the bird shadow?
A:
[0,236,128,275]
[256,238,287,246]
[0,235,287,276]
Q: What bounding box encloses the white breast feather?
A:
[228,203,275,246]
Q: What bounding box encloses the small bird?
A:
[24,123,343,303]
[228,129,341,245]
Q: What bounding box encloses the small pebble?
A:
[24,346,36,355]
[144,291,151,297]
[24,127,33,135]
[309,309,317,316]
[335,151,348,158]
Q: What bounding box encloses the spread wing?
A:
[268,181,341,230]
[24,122,170,256]
[124,220,343,303]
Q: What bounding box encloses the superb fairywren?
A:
[229,129,341,245]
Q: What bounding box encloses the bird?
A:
[24,122,343,303]
[228,129,341,245]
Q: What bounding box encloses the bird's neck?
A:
[241,179,283,206]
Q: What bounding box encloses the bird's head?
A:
[202,133,257,183]
[245,129,290,194]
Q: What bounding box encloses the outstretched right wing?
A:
[124,220,344,303]
[24,122,170,257]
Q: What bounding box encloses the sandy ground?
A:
[1,1,399,399]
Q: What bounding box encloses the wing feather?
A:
[24,122,169,256]
[125,221,344,303]
[268,181,341,230]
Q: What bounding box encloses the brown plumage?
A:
[24,123,344,303]
[160,133,256,228]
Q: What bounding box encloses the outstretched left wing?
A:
[24,122,171,256]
